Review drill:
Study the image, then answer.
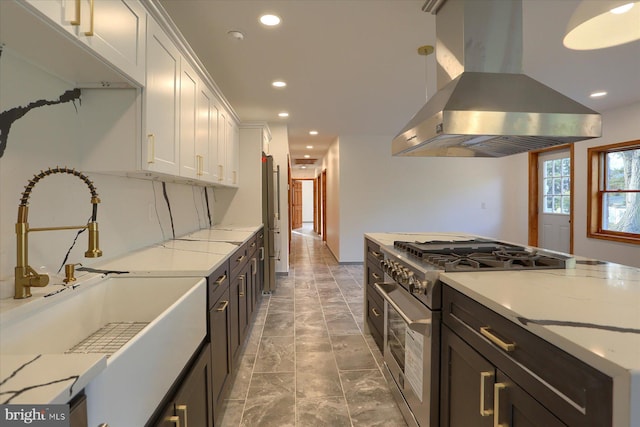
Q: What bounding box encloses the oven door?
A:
[375,282,439,427]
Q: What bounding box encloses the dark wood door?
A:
[210,295,231,419]
[440,325,494,427]
[292,179,303,229]
[495,371,567,427]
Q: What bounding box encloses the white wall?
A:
[572,102,640,267]
[0,50,215,298]
[302,180,314,222]
[336,135,512,262]
[323,138,341,260]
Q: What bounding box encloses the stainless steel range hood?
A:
[392,0,602,158]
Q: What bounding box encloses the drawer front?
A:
[443,285,612,427]
[366,290,384,349]
[230,244,249,278]
[208,260,230,310]
[247,234,258,257]
[366,239,384,266]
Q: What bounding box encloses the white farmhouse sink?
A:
[0,275,207,426]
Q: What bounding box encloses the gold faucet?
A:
[15,167,102,299]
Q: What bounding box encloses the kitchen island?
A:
[365,232,639,427]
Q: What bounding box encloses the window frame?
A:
[587,140,640,245]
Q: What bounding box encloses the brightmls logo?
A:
[0,405,69,426]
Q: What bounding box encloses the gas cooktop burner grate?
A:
[394,240,569,271]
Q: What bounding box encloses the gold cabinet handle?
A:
[239,276,245,297]
[176,404,188,427]
[372,272,382,280]
[236,255,245,263]
[216,300,229,312]
[218,164,224,181]
[371,307,381,317]
[147,134,155,163]
[166,415,180,427]
[493,383,507,427]
[213,274,227,287]
[480,327,516,352]
[371,250,382,258]
[84,0,94,36]
[196,155,203,176]
[480,371,494,416]
[71,0,81,25]
[252,258,257,275]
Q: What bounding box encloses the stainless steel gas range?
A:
[373,237,573,427]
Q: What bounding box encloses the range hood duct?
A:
[392,0,602,158]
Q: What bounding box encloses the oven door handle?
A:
[374,282,431,335]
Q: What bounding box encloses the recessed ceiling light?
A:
[590,91,608,98]
[309,130,318,135]
[278,112,289,117]
[272,80,287,88]
[304,154,310,158]
[301,166,307,169]
[306,145,313,149]
[260,14,281,26]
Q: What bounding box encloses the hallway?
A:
[218,223,407,426]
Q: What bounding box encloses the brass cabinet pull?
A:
[371,250,382,259]
[239,276,245,297]
[250,242,256,248]
[147,134,155,163]
[176,404,188,427]
[166,415,180,427]
[218,164,224,181]
[236,255,245,263]
[493,383,507,427]
[480,371,494,416]
[196,155,203,176]
[84,0,94,36]
[252,258,257,275]
[71,0,81,25]
[480,327,516,352]
[216,300,229,312]
[213,274,227,287]
[259,247,265,261]
[372,272,382,280]
[371,307,381,317]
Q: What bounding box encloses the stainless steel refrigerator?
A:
[262,153,280,293]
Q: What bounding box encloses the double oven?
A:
[373,237,572,427]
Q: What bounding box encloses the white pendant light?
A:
[564,1,640,50]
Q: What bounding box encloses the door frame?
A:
[528,144,575,253]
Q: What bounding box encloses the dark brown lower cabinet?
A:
[441,285,612,427]
[441,325,565,427]
[69,393,88,427]
[210,291,232,421]
[152,344,212,427]
[364,238,385,352]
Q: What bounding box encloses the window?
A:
[588,140,640,244]
[542,156,571,214]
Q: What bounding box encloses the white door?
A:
[538,149,571,253]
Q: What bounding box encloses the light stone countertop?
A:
[365,232,640,427]
[0,225,262,406]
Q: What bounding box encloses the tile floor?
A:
[218,223,407,426]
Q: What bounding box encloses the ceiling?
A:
[157,0,640,170]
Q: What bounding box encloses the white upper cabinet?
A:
[196,84,214,182]
[217,111,228,185]
[144,17,180,175]
[23,0,146,85]
[179,58,199,179]
[226,120,239,187]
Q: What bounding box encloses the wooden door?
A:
[538,149,571,253]
[292,180,303,229]
[313,177,319,233]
